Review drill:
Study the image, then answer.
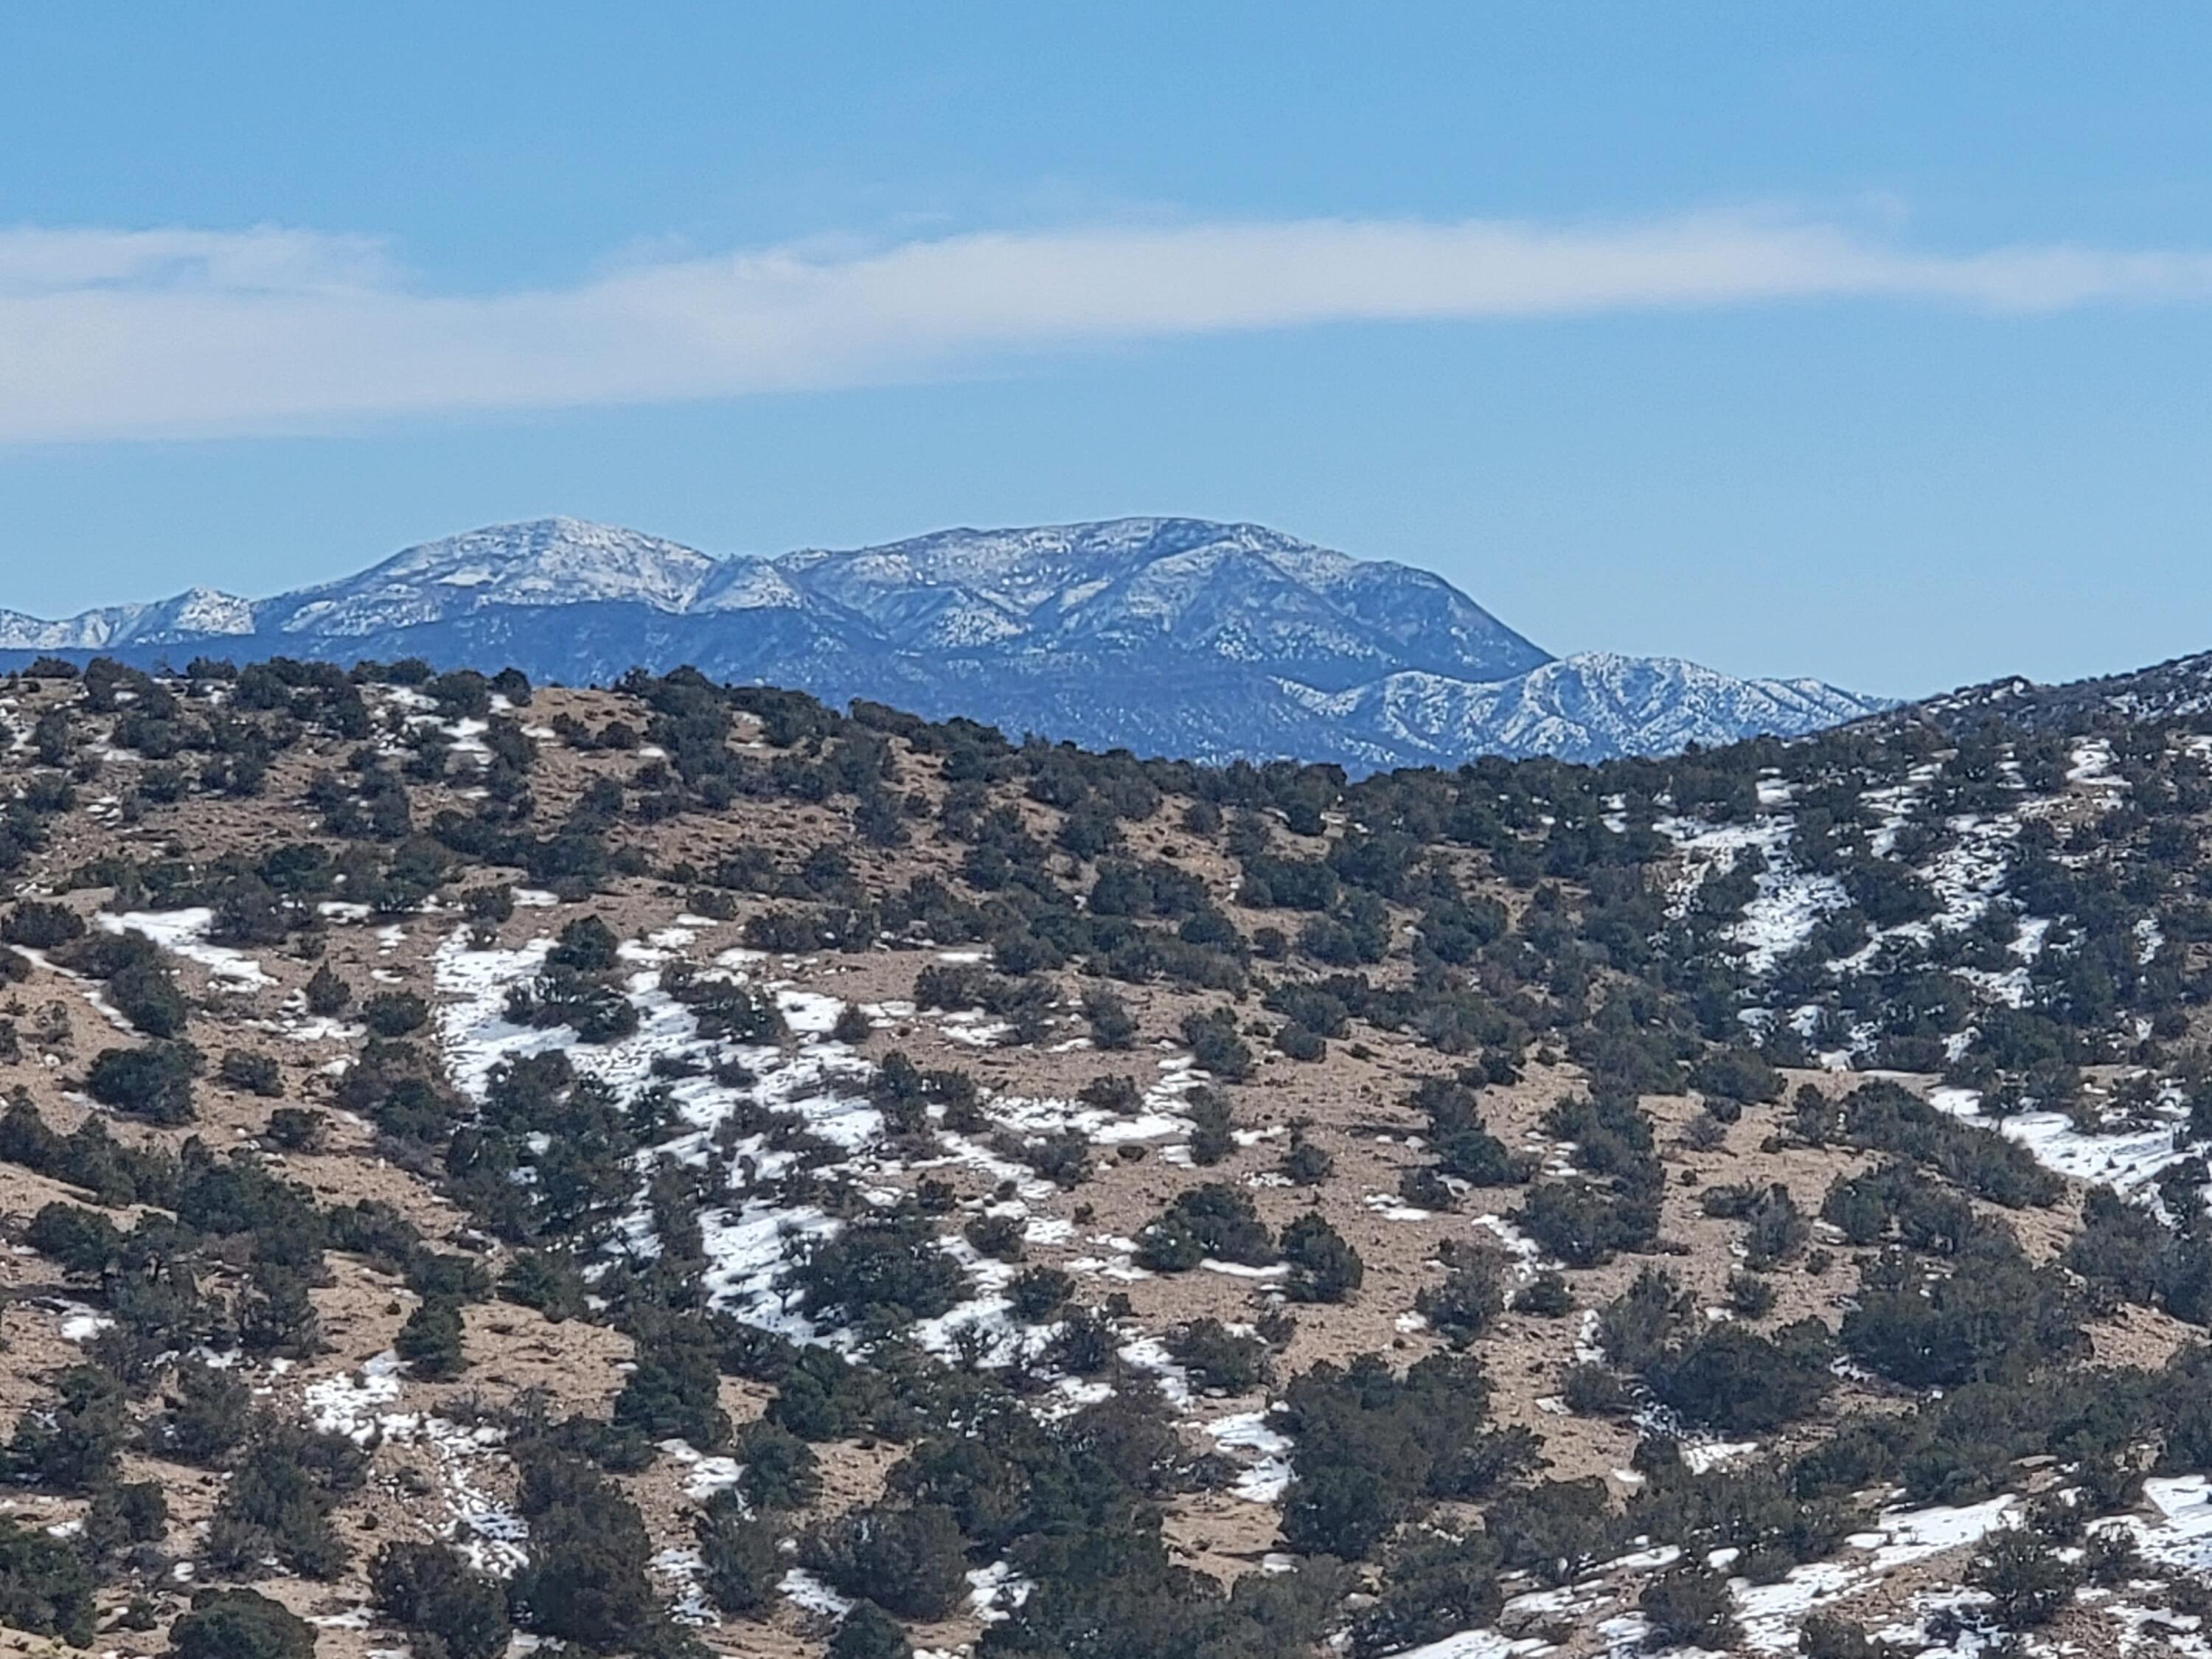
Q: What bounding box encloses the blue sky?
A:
[4,3,2210,696]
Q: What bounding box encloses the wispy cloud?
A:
[4,212,2210,442]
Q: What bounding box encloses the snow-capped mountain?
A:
[0,588,256,652]
[0,517,1885,768]
[765,519,1550,689]
[256,518,726,636]
[1288,653,1890,765]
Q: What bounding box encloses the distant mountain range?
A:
[0,516,1889,768]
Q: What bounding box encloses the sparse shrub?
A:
[801,1502,968,1621]
[735,1419,821,1512]
[166,1589,316,1659]
[86,1041,198,1124]
[1967,1529,2080,1628]
[1010,1264,1074,1322]
[1726,1270,1777,1317]
[370,1540,508,1659]
[1169,1318,1270,1393]
[831,1601,913,1659]
[1281,1211,1363,1303]
[304,964,351,1016]
[1419,1251,1507,1346]
[264,1106,324,1150]
[0,1519,96,1645]
[1639,1562,1741,1652]
[394,1296,467,1380]
[1512,1270,1573,1316]
[219,1048,284,1097]
[0,902,83,950]
[1135,1183,1274,1272]
[361,991,428,1037]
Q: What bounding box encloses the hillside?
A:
[0,653,2204,1656]
[0,518,1885,769]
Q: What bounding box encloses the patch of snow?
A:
[1207,1411,1292,1503]
[100,908,271,989]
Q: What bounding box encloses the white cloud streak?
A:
[3,212,2211,442]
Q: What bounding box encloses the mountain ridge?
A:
[0,515,1888,768]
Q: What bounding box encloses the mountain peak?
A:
[765,517,1550,688]
[265,518,723,637]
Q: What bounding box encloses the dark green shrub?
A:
[1180,1009,1254,1081]
[510,1453,659,1650]
[86,1480,167,1554]
[8,1365,127,1491]
[156,1361,252,1465]
[263,1106,324,1150]
[735,1419,821,1512]
[219,1049,284,1097]
[394,1297,467,1380]
[304,964,351,1016]
[549,914,619,973]
[1512,1270,1573,1317]
[0,902,82,949]
[1134,1183,1274,1272]
[369,1540,509,1659]
[831,1601,913,1659]
[110,961,189,1037]
[1009,1265,1074,1323]
[205,1419,363,1579]
[1418,1252,1506,1346]
[361,991,429,1037]
[1168,1318,1270,1394]
[25,1202,122,1277]
[782,1204,968,1332]
[613,1328,730,1450]
[0,1517,97,1644]
[166,1589,316,1659]
[86,1041,198,1124]
[1281,1211,1363,1303]
[1967,1530,2081,1628]
[1639,1562,1741,1652]
[695,1490,780,1615]
[802,1502,967,1621]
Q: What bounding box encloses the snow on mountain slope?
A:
[686,557,807,613]
[773,518,1552,686]
[1905,650,2212,737]
[260,518,723,637]
[1287,653,1890,763]
[0,518,1882,767]
[0,587,256,650]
